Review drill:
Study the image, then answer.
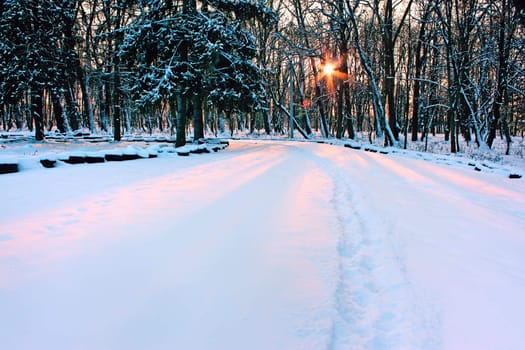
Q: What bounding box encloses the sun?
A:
[323,62,335,77]
[318,59,348,93]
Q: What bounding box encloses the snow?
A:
[1,139,524,349]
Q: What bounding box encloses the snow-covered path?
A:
[1,140,524,349]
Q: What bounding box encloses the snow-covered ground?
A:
[1,139,524,349]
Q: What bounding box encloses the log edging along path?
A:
[0,139,229,175]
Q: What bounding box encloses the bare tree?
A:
[487,0,516,154]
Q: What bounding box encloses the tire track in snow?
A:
[304,143,436,349]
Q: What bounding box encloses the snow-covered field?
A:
[1,139,524,349]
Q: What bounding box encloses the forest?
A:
[0,0,524,151]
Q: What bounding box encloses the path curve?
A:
[1,140,524,350]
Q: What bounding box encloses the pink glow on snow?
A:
[1,140,524,350]
[414,160,523,200]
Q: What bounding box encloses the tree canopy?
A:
[0,0,523,152]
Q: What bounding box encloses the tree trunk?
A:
[176,94,187,147]
[383,0,398,143]
[112,32,123,141]
[32,89,45,140]
[113,72,122,141]
[341,53,355,139]
[348,8,396,146]
[192,95,204,141]
[297,59,314,136]
[293,0,329,137]
[1,104,6,131]
[78,66,96,133]
[441,1,457,153]
[263,109,271,135]
[336,77,344,139]
[64,83,79,131]
[344,85,355,139]
[51,90,67,133]
[249,113,255,134]
[488,0,513,150]
[411,6,429,142]
[101,84,111,132]
[218,110,226,134]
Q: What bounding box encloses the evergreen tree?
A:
[0,0,80,139]
[120,0,276,145]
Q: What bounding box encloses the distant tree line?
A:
[0,0,523,152]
